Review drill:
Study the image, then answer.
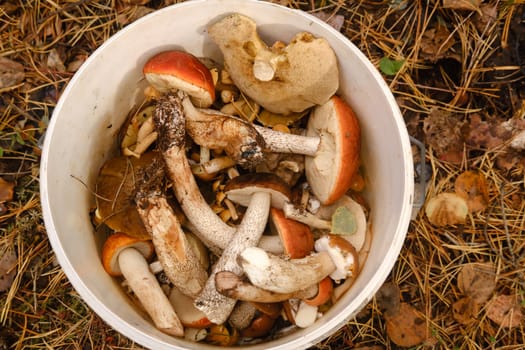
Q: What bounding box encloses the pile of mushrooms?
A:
[94,13,370,345]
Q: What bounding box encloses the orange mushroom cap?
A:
[101,232,154,276]
[270,207,314,259]
[143,50,216,107]
[305,95,361,205]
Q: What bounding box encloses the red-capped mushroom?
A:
[254,95,361,205]
[143,50,266,168]
[101,232,184,336]
[143,50,215,108]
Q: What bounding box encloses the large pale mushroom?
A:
[215,271,333,306]
[101,232,184,336]
[207,13,339,115]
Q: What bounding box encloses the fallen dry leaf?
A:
[452,296,480,325]
[486,294,523,328]
[423,108,466,163]
[312,11,345,32]
[425,192,468,226]
[420,24,456,61]
[474,4,498,33]
[457,262,496,304]
[375,282,401,317]
[0,177,15,203]
[0,57,25,89]
[47,49,66,72]
[0,248,17,292]
[442,0,481,11]
[385,302,428,347]
[454,170,489,212]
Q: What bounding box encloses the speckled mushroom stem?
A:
[134,159,208,298]
[253,125,320,156]
[136,194,208,298]
[194,191,271,325]
[215,270,318,303]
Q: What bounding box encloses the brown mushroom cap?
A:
[143,50,215,107]
[95,151,159,240]
[305,95,361,205]
[101,232,154,276]
[223,172,291,209]
[269,208,314,259]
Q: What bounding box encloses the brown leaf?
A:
[420,24,456,61]
[0,57,25,89]
[312,11,345,32]
[0,248,17,292]
[454,170,489,212]
[47,49,66,72]
[474,4,498,33]
[375,282,401,317]
[452,296,480,325]
[457,262,496,304]
[385,303,429,347]
[442,0,481,11]
[0,177,15,203]
[425,192,468,226]
[486,294,523,328]
[423,108,466,163]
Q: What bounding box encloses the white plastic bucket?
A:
[40,1,414,349]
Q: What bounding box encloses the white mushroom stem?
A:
[282,201,331,230]
[239,247,334,294]
[215,271,318,303]
[137,194,208,298]
[118,248,184,336]
[254,125,319,156]
[194,191,271,325]
[240,235,357,294]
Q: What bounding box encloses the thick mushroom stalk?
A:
[182,97,265,169]
[208,13,339,115]
[239,235,358,294]
[215,271,318,303]
[194,191,271,325]
[101,233,184,336]
[135,160,208,298]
